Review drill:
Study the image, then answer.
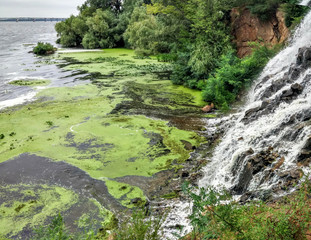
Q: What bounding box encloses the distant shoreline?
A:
[0,18,66,22]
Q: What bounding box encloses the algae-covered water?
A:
[0,25,208,239]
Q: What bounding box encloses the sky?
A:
[0,0,86,18]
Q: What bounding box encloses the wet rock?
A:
[271,157,285,171]
[242,100,273,123]
[282,124,304,141]
[296,46,311,68]
[297,136,311,166]
[288,66,302,80]
[291,83,303,93]
[130,197,144,205]
[281,88,294,98]
[189,172,203,183]
[244,106,261,118]
[254,189,272,201]
[231,147,281,195]
[181,171,190,178]
[290,169,303,179]
[278,168,303,189]
[249,147,277,175]
[297,151,311,166]
[202,103,214,113]
[231,148,254,176]
[278,168,303,182]
[239,192,252,203]
[231,162,253,194]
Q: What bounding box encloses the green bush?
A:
[33,42,56,56]
[202,44,278,109]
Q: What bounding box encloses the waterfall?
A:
[300,0,311,6]
[199,9,311,198]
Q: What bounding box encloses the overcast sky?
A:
[0,0,86,18]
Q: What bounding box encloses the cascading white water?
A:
[300,0,311,6]
[199,9,311,196]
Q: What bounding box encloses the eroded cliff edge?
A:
[231,7,289,57]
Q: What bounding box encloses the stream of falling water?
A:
[199,7,311,195]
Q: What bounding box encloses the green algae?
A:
[0,184,77,238]
[105,180,146,208]
[58,48,172,79]
[0,184,113,239]
[9,79,50,87]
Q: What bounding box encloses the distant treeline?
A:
[0,18,66,22]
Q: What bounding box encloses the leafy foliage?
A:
[32,214,71,240]
[55,0,153,48]
[182,178,311,240]
[202,44,278,109]
[124,6,178,55]
[282,0,309,27]
[31,209,165,240]
[112,209,166,240]
[33,42,56,55]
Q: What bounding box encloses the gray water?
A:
[0,22,86,109]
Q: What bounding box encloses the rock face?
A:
[231,8,289,58]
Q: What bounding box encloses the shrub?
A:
[32,214,71,240]
[202,44,278,109]
[33,42,56,55]
[182,178,311,240]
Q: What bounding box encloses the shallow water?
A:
[0,22,87,107]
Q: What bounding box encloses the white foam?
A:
[0,91,37,110]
